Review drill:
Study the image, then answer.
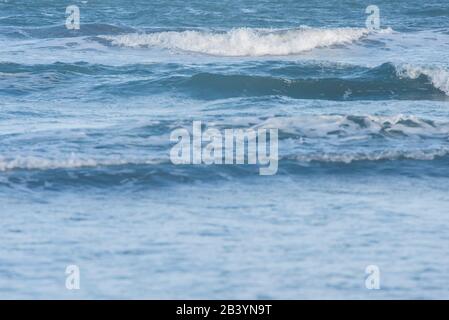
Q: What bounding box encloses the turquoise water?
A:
[1,0,449,299]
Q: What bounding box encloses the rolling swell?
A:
[0,23,135,39]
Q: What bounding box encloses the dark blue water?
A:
[1,0,449,299]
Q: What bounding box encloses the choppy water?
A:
[1,0,449,299]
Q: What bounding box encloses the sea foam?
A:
[0,154,164,171]
[101,27,373,56]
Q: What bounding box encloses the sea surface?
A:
[1,0,449,299]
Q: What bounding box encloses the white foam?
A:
[101,27,372,56]
[0,154,164,171]
[396,64,449,96]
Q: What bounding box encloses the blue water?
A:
[1,0,449,299]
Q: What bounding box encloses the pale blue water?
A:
[1,0,449,299]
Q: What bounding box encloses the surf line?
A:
[170,121,278,175]
[176,304,210,318]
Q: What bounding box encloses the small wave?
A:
[0,154,165,172]
[100,26,376,56]
[5,60,446,100]
[0,61,161,76]
[177,63,445,100]
[0,23,135,39]
[289,148,449,163]
[2,149,449,188]
[91,62,445,101]
[395,64,449,96]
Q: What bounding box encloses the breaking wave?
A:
[0,154,165,171]
[288,148,449,163]
[87,62,448,100]
[100,26,378,56]
[396,64,449,95]
[256,114,449,138]
[2,114,449,173]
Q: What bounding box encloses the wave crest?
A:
[256,114,449,138]
[101,27,372,56]
[289,148,449,163]
[0,154,164,171]
[396,64,449,95]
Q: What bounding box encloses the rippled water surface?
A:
[1,0,449,299]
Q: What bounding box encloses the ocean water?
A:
[1,0,449,299]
